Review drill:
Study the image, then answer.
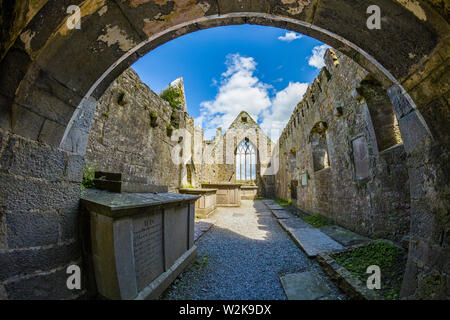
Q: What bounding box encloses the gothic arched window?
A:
[236,139,256,181]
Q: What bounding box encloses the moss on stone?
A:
[331,241,406,300]
[275,198,291,206]
[81,163,96,190]
[301,214,330,228]
[160,85,182,108]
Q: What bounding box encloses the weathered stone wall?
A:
[276,50,411,242]
[199,112,274,197]
[85,68,194,193]
[0,129,85,299]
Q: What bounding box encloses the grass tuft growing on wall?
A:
[160,85,182,109]
[81,163,96,190]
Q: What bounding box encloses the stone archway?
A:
[0,0,448,299]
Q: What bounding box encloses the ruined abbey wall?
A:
[85,69,276,195]
[197,112,274,197]
[85,68,195,193]
[276,50,411,242]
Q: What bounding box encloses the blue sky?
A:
[132,25,329,140]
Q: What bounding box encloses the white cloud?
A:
[197,53,308,141]
[278,32,302,42]
[198,54,271,138]
[260,82,308,140]
[308,44,330,69]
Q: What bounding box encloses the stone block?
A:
[352,136,370,179]
[0,48,31,99]
[0,241,81,281]
[6,211,59,248]
[66,154,85,183]
[280,271,333,300]
[0,213,6,250]
[0,174,81,212]
[70,97,97,132]
[164,206,189,269]
[15,78,77,126]
[319,225,371,247]
[0,134,15,171]
[11,104,45,140]
[285,227,344,257]
[59,210,79,242]
[271,209,292,219]
[38,119,66,147]
[397,110,433,154]
[60,126,90,155]
[0,94,12,131]
[40,1,143,96]
[81,190,197,299]
[387,85,415,118]
[4,266,83,300]
[179,188,217,219]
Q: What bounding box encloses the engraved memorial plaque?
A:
[132,211,164,292]
[302,173,308,186]
[352,136,370,179]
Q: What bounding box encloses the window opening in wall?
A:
[236,138,257,181]
[310,122,330,172]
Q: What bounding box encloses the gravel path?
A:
[161,200,345,300]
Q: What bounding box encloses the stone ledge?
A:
[179,188,217,194]
[134,246,197,300]
[316,243,383,300]
[277,219,343,257]
[80,189,199,218]
[195,207,217,219]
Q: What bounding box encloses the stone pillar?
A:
[387,85,449,299]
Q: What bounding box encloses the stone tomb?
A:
[241,185,259,200]
[81,190,199,300]
[201,183,242,207]
[179,188,217,219]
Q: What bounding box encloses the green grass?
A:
[301,214,330,228]
[275,198,291,206]
[192,254,209,270]
[331,241,406,300]
[160,85,182,108]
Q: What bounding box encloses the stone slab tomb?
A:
[81,190,199,300]
[270,210,293,219]
[280,272,334,300]
[94,171,169,193]
[179,188,217,219]
[241,186,259,200]
[202,183,242,207]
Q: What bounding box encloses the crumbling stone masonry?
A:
[85,68,195,193]
[86,69,275,197]
[0,0,448,299]
[276,49,410,243]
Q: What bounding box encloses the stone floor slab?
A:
[284,227,344,257]
[271,210,293,219]
[280,271,334,300]
[319,225,371,247]
[278,218,312,230]
[267,204,284,210]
